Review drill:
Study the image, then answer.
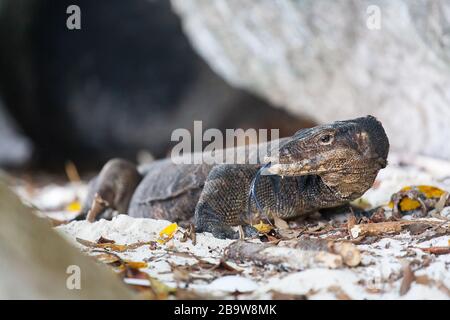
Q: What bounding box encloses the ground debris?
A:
[399,262,414,296]
[76,237,155,252]
[418,246,450,255]
[224,236,361,270]
[350,220,441,238]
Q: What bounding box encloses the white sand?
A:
[14,151,450,299]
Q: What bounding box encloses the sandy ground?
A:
[12,152,450,299]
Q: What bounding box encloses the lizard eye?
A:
[319,134,333,145]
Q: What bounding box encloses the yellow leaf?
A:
[149,276,176,299]
[399,198,421,211]
[253,221,273,234]
[416,185,445,199]
[158,223,178,244]
[350,198,372,210]
[390,185,447,211]
[124,261,148,269]
[66,201,81,212]
[398,185,445,199]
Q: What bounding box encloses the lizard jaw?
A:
[260,157,317,176]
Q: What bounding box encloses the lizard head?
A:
[264,115,389,179]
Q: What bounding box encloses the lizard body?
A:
[81,116,389,239]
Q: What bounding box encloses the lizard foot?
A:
[196,222,259,240]
[194,205,256,239]
[208,223,239,239]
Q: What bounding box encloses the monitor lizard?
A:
[81,116,389,239]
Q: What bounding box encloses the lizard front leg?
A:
[194,164,259,239]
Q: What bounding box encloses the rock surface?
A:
[0,179,134,299]
[172,0,450,159]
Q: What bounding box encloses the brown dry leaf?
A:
[328,285,352,300]
[270,290,306,300]
[399,263,415,296]
[419,246,450,255]
[127,241,157,250]
[121,266,172,298]
[149,241,158,250]
[414,275,433,286]
[171,265,191,283]
[369,207,387,223]
[350,220,438,239]
[93,252,122,265]
[123,266,148,280]
[209,259,243,275]
[96,236,115,244]
[273,214,289,230]
[179,224,197,245]
[347,213,357,232]
[76,238,128,252]
[365,287,383,294]
[65,160,81,183]
[76,237,153,252]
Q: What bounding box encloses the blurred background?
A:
[0,0,311,175]
[1,0,450,176]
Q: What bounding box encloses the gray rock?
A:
[172,0,450,159]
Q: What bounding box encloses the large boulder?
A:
[172,0,450,159]
[0,179,134,299]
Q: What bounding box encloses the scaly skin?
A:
[81,116,389,239]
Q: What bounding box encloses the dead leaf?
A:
[209,259,243,275]
[65,201,81,212]
[399,263,415,296]
[270,290,306,300]
[419,246,450,255]
[253,221,273,234]
[76,237,153,252]
[328,285,352,300]
[124,261,148,269]
[96,236,115,244]
[93,252,122,265]
[157,223,178,244]
[347,213,357,232]
[65,161,81,183]
[273,214,289,230]
[350,220,438,238]
[369,207,386,223]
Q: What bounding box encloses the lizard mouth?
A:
[260,156,388,176]
[260,156,320,176]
